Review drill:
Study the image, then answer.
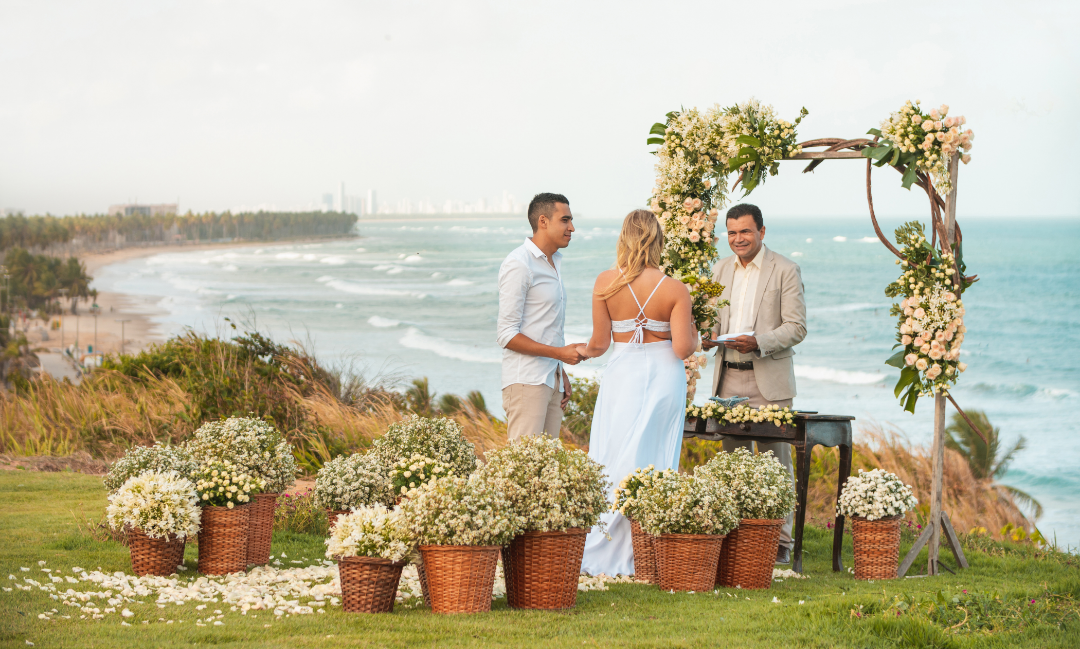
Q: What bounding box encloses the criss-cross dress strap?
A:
[613,276,669,344]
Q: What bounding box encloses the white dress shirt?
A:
[725,245,765,363]
[496,238,567,389]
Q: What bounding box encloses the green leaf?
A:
[903,385,919,413]
[889,148,901,166]
[647,137,665,146]
[868,145,892,161]
[736,147,760,161]
[894,367,918,398]
[885,349,907,369]
[735,134,761,147]
[649,122,668,137]
[901,164,919,189]
[867,128,882,137]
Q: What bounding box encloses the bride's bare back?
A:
[581,267,698,360]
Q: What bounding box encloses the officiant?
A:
[702,203,807,565]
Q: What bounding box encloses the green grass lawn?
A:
[0,471,1076,648]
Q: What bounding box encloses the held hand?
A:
[574,343,591,359]
[701,336,721,351]
[557,344,585,365]
[723,335,758,355]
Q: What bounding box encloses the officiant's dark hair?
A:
[726,203,764,230]
[528,193,570,232]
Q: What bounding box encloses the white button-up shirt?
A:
[496,238,566,389]
[725,245,765,363]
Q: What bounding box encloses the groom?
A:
[703,203,807,564]
[496,192,583,440]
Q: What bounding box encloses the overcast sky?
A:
[1,0,1077,218]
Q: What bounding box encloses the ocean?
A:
[91,215,1080,547]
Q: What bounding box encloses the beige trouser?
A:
[502,381,563,441]
[718,367,795,550]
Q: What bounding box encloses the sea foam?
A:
[399,328,501,364]
[794,365,885,386]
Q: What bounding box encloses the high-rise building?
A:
[366,190,376,216]
[108,203,178,217]
[321,194,334,212]
[339,182,346,213]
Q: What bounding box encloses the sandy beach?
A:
[22,240,298,360]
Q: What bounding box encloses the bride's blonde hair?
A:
[596,209,664,300]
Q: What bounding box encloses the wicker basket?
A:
[198,505,250,575]
[851,515,901,580]
[628,518,658,584]
[716,518,784,589]
[418,545,500,614]
[655,532,725,592]
[338,556,405,613]
[414,555,432,608]
[326,509,350,533]
[128,528,186,576]
[502,528,587,610]
[246,492,278,566]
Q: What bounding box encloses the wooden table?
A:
[684,413,854,573]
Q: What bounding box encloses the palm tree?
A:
[405,377,436,416]
[945,410,1043,519]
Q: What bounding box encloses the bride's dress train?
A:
[580,339,686,577]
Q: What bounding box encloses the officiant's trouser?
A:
[717,367,795,550]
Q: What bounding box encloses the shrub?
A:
[103,443,197,495]
[400,475,520,546]
[635,468,739,536]
[370,416,477,476]
[837,468,918,520]
[390,454,453,500]
[479,435,610,533]
[185,417,297,493]
[697,447,796,520]
[106,471,201,539]
[312,452,392,511]
[193,460,264,508]
[325,505,411,561]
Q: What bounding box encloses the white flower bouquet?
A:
[185,417,297,493]
[685,402,795,428]
[479,435,611,533]
[697,447,795,520]
[103,443,197,494]
[194,460,265,509]
[612,465,658,519]
[400,475,520,547]
[390,454,453,499]
[371,416,477,477]
[865,99,973,196]
[885,221,972,412]
[836,469,918,521]
[106,470,201,539]
[635,468,739,536]
[325,504,412,562]
[312,452,392,511]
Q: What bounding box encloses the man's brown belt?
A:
[723,361,754,371]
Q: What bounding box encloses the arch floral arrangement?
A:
[650,98,978,420]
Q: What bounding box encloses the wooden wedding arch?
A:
[776,139,971,577]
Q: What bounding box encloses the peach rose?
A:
[926,365,942,380]
[692,198,703,210]
[929,348,943,360]
[913,308,926,319]
[688,232,701,243]
[916,358,929,371]
[920,344,932,355]
[935,331,946,342]
[929,108,940,120]
[958,362,967,372]
[683,198,694,210]
[962,154,971,164]
[905,353,918,366]
[913,336,925,347]
[679,214,690,225]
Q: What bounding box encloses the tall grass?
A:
[0,330,506,473]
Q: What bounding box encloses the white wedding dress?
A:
[580,278,686,577]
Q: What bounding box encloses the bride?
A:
[577,209,699,577]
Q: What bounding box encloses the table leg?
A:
[833,442,853,572]
[792,442,811,573]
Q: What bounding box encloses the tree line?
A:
[0,211,358,253]
[0,248,93,314]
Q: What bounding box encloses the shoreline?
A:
[29,238,359,360]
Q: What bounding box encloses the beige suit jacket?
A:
[709,246,807,401]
